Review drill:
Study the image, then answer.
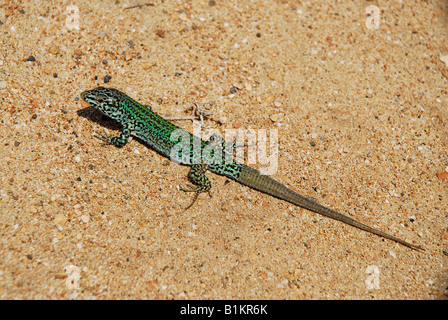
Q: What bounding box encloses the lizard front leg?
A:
[94,123,131,147]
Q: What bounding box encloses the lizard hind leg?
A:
[180,163,212,209]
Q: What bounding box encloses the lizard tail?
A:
[236,165,423,251]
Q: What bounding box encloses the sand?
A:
[0,0,447,299]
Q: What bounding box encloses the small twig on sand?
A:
[124,2,154,10]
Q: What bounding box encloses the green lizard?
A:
[80,86,423,251]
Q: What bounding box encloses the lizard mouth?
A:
[80,91,89,100]
[80,91,97,105]
[79,91,95,109]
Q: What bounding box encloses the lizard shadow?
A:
[77,106,122,132]
[77,106,177,157]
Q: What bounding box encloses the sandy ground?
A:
[0,0,447,300]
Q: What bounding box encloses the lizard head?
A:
[80,87,124,119]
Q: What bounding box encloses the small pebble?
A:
[54,214,68,226]
[156,29,166,38]
[179,13,188,21]
[48,45,60,55]
[437,171,448,179]
[140,62,155,70]
[218,116,228,124]
[0,80,7,89]
[270,114,280,122]
[440,54,448,66]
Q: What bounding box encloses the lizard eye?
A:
[96,98,104,103]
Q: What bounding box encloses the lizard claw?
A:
[93,130,112,145]
[179,184,212,209]
[179,184,197,193]
[184,193,199,210]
